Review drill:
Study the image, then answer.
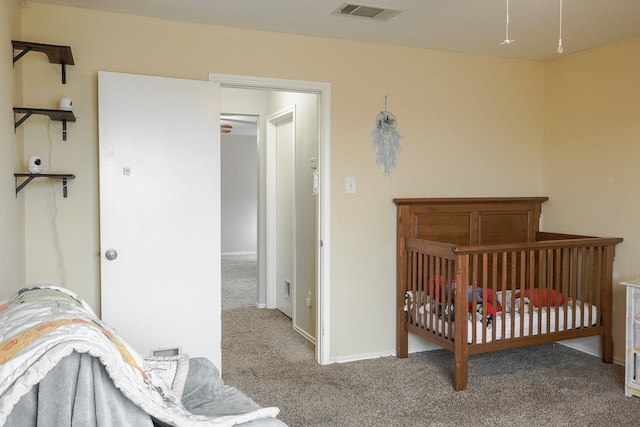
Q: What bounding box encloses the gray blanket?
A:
[6,352,153,426]
[182,358,287,427]
[6,353,286,427]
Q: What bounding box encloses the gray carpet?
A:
[222,254,258,310]
[221,256,639,426]
[222,307,640,427]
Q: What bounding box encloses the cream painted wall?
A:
[20,3,545,360]
[1,0,26,295]
[543,36,640,362]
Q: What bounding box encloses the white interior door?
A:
[98,71,221,367]
[266,107,296,319]
[274,113,295,318]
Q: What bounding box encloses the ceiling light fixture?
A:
[500,0,514,46]
[557,0,564,54]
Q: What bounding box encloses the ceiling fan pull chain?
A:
[557,0,564,54]
[500,0,514,46]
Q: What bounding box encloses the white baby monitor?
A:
[28,155,42,174]
[59,97,72,111]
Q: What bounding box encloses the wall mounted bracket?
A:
[14,173,75,198]
[12,40,74,84]
[14,108,76,141]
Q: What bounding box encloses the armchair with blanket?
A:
[0,284,287,427]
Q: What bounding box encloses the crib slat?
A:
[491,252,498,343]
[507,251,515,339]
[517,250,524,338]
[537,249,545,334]
[545,249,552,332]
[553,248,561,332]
[409,250,417,327]
[444,256,454,339]
[470,254,478,344]
[415,251,422,328]
[500,251,508,341]
[571,247,579,332]
[430,253,438,335]
[581,246,588,327]
[590,246,598,327]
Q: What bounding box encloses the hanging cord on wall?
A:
[557,0,564,54]
[47,119,68,287]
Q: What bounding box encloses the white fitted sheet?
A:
[407,293,599,343]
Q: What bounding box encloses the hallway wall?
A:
[221,133,258,254]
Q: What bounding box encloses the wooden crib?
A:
[395,197,623,391]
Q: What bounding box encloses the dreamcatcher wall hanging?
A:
[372,95,401,177]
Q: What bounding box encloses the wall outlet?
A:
[284,280,291,300]
[346,177,356,194]
[306,291,312,307]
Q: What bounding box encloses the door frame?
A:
[209,73,331,365]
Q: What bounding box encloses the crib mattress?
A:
[410,300,598,344]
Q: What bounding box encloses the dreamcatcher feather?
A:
[372,96,401,177]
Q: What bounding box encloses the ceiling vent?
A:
[332,3,402,22]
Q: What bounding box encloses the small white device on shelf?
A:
[59,97,72,111]
[28,154,42,174]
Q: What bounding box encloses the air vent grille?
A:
[332,3,402,22]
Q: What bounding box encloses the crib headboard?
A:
[394,197,548,247]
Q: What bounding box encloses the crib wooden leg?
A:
[602,246,615,364]
[453,356,468,391]
[602,334,613,363]
[397,313,408,358]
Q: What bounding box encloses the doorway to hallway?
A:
[212,73,331,364]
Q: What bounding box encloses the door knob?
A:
[105,248,118,260]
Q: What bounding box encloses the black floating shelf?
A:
[14,108,76,141]
[12,40,74,84]
[14,173,75,198]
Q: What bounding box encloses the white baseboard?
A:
[329,341,441,364]
[331,350,396,364]
[221,251,257,256]
[558,341,624,366]
[250,306,314,343]
[326,340,623,366]
[293,324,316,345]
[330,347,443,364]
